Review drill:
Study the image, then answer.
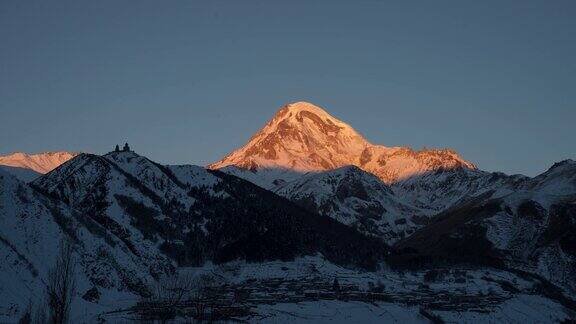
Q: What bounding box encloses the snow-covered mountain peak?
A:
[209,101,369,172]
[0,151,79,174]
[210,101,477,188]
[282,101,333,115]
[277,101,353,127]
[269,101,366,141]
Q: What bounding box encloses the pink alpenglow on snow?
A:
[209,101,476,185]
[0,151,79,174]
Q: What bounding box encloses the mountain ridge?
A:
[0,151,79,175]
[33,150,389,270]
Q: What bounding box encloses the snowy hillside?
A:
[391,167,529,212]
[393,160,576,293]
[273,165,536,245]
[275,166,428,244]
[0,165,40,182]
[0,168,173,322]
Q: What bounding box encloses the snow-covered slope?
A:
[523,159,576,194]
[33,152,185,272]
[0,165,41,182]
[0,151,79,174]
[275,166,428,244]
[273,164,534,245]
[0,168,173,322]
[392,167,529,212]
[209,101,476,189]
[393,160,576,293]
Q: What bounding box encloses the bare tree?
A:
[151,272,195,308]
[142,272,217,322]
[141,272,195,323]
[45,239,76,324]
[189,273,216,320]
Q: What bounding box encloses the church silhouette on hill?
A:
[114,143,131,152]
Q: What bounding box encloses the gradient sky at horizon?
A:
[1,1,575,176]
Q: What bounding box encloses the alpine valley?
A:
[1,102,575,323]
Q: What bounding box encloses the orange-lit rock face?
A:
[0,151,79,174]
[210,101,476,184]
[210,102,369,172]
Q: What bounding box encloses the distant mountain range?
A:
[0,151,79,181]
[0,101,574,322]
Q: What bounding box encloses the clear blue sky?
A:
[1,1,574,176]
